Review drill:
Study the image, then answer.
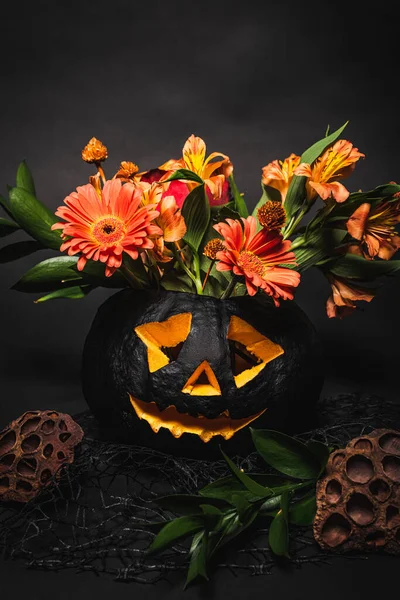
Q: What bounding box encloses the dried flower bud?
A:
[257,201,286,231]
[116,161,139,179]
[203,238,225,260]
[81,137,108,164]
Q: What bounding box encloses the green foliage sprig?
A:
[147,428,331,588]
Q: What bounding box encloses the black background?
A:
[1,1,400,598]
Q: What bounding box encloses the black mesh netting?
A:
[0,393,399,583]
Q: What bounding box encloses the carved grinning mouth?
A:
[129,396,266,443]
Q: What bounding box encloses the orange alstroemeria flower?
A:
[213,216,300,304]
[326,274,375,319]
[139,134,233,207]
[346,201,400,260]
[52,179,162,277]
[140,182,187,262]
[261,153,301,203]
[294,140,365,203]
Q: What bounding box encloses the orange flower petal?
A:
[346,203,371,240]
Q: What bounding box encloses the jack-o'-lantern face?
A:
[83,290,323,449]
[130,308,284,442]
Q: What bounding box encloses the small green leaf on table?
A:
[153,494,229,515]
[289,491,317,526]
[34,285,93,303]
[306,440,330,474]
[250,428,322,480]
[268,491,290,557]
[221,449,272,498]
[147,515,205,556]
[185,531,209,588]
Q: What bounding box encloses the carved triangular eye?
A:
[135,313,192,372]
[228,316,284,388]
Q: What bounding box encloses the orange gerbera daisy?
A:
[213,216,300,304]
[346,201,400,260]
[326,274,375,318]
[52,179,162,277]
[261,153,301,203]
[294,139,364,203]
[139,134,233,207]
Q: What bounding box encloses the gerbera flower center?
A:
[92,217,125,245]
[237,251,265,276]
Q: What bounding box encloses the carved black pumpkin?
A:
[82,289,323,455]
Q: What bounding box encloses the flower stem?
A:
[220,276,238,300]
[283,208,307,239]
[202,259,215,291]
[119,263,144,289]
[174,247,203,294]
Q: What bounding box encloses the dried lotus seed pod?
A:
[314,429,400,555]
[0,410,84,503]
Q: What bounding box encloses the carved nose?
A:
[182,361,222,396]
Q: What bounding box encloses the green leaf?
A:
[185,531,209,588]
[228,174,248,217]
[152,494,230,515]
[147,515,205,555]
[8,187,62,250]
[289,492,317,526]
[182,184,210,252]
[250,429,321,480]
[0,240,44,263]
[200,473,289,503]
[34,285,93,303]
[0,194,15,220]
[269,491,290,557]
[0,218,20,238]
[163,168,204,185]
[160,271,194,293]
[294,228,348,272]
[326,253,400,280]
[306,440,330,474]
[221,449,272,498]
[12,256,126,292]
[16,160,36,195]
[284,122,349,217]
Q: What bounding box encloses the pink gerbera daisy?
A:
[52,179,162,276]
[213,216,300,304]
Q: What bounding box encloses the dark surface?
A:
[1,0,400,598]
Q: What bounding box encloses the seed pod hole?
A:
[43,444,53,458]
[382,456,400,483]
[354,438,373,451]
[41,420,55,434]
[16,458,37,477]
[21,435,41,453]
[346,455,374,484]
[59,420,67,432]
[0,431,16,454]
[21,417,41,435]
[59,433,71,443]
[321,513,351,547]
[346,493,375,526]
[16,480,32,492]
[369,478,391,502]
[57,451,65,460]
[379,433,400,455]
[0,454,15,467]
[40,469,52,484]
[325,479,342,504]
